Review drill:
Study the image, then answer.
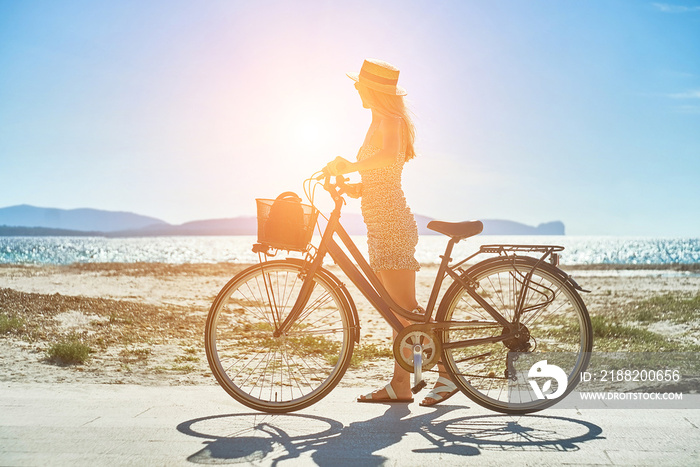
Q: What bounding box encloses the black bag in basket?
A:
[263,192,306,249]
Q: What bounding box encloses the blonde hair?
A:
[364,87,417,161]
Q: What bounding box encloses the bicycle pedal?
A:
[411,379,427,394]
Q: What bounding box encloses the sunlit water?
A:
[1,236,698,270]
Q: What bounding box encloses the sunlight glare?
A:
[294,118,329,146]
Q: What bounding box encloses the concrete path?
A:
[1,382,699,466]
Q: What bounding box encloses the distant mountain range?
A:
[0,205,167,232]
[0,205,565,236]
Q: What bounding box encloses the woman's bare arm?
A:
[327,117,402,175]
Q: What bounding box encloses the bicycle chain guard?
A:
[393,324,442,373]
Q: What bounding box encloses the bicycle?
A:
[205,172,593,414]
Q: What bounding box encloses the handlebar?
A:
[311,169,350,205]
[314,169,330,181]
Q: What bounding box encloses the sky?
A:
[1,0,699,236]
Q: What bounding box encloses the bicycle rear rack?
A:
[479,244,564,266]
[479,244,564,254]
[476,244,589,293]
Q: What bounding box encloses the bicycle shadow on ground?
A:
[177,404,604,465]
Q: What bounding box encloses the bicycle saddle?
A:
[427,220,483,241]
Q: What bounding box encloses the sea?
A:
[1,236,699,273]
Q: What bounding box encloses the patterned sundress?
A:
[357,144,420,271]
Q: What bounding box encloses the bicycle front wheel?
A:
[437,256,592,414]
[205,260,356,413]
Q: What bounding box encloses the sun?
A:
[294,118,331,147]
[275,99,346,172]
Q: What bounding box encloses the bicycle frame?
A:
[276,189,410,335]
[273,176,530,346]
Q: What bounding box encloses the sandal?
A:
[419,376,459,407]
[357,383,414,404]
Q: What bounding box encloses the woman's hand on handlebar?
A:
[314,156,361,198]
[325,156,353,176]
[312,165,359,199]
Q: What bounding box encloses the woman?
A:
[325,59,458,406]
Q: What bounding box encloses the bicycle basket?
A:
[256,192,319,252]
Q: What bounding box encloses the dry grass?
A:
[63,262,248,277]
[590,293,700,352]
[0,287,203,347]
[0,286,209,379]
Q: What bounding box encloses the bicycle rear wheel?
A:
[205,260,356,413]
[437,256,592,414]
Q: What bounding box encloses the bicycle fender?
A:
[516,256,591,293]
[468,255,590,294]
[283,258,361,343]
[563,274,591,293]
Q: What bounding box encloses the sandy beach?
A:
[2,262,699,390]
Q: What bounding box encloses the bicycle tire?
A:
[436,256,592,414]
[205,260,356,413]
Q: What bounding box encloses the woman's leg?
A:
[376,269,418,312]
[358,269,456,405]
[358,269,416,401]
[379,269,417,398]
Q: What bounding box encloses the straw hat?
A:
[347,59,407,96]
